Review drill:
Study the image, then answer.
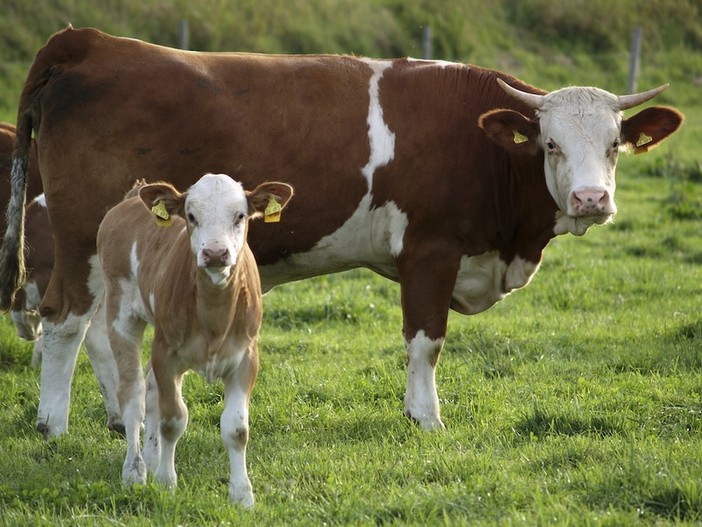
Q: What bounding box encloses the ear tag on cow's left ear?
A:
[636,132,653,147]
[513,130,529,144]
[264,196,282,223]
[151,200,173,227]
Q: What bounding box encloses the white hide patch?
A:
[260,195,407,289]
[451,252,540,315]
[33,193,47,208]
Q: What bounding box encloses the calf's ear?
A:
[621,106,684,154]
[139,183,185,221]
[478,109,540,156]
[247,182,294,222]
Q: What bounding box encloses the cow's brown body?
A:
[0,26,683,436]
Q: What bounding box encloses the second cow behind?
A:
[97,173,293,506]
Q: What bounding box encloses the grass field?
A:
[0,137,701,525]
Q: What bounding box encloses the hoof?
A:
[108,421,126,437]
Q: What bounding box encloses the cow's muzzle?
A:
[568,187,616,218]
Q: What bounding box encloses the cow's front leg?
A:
[398,253,459,430]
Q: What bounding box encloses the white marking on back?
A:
[361,60,395,189]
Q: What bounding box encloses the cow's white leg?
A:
[83,302,123,434]
[142,367,161,473]
[404,330,445,430]
[153,364,187,489]
[221,350,257,507]
[36,312,93,438]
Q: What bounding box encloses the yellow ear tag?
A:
[151,200,173,227]
[264,196,282,223]
[513,130,529,144]
[636,132,653,147]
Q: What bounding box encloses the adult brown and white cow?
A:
[0,27,684,437]
[98,173,292,506]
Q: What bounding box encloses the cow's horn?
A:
[618,84,669,110]
[496,78,545,109]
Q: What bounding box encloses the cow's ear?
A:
[621,106,684,154]
[478,109,540,156]
[247,182,294,223]
[139,183,185,226]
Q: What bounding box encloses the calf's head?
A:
[479,79,683,235]
[139,173,293,285]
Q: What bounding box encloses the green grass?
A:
[1,1,701,524]
[1,150,702,524]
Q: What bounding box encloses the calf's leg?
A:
[152,350,187,489]
[83,302,123,434]
[221,346,258,507]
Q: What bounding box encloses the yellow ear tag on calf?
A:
[636,132,653,147]
[264,195,282,223]
[151,200,173,227]
[513,130,529,144]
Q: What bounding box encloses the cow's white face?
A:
[184,174,249,286]
[479,80,680,236]
[538,87,620,232]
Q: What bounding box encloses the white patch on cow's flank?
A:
[361,59,395,190]
[130,242,139,280]
[259,196,408,289]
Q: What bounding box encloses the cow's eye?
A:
[187,212,197,225]
[234,212,245,225]
[546,140,558,153]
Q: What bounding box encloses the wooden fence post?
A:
[423,26,432,60]
[178,19,190,50]
[628,26,642,94]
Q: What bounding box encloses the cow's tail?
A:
[0,109,32,312]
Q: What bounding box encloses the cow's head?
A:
[479,79,684,235]
[139,174,293,286]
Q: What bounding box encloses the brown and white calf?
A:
[97,173,293,505]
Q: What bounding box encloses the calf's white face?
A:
[184,175,249,285]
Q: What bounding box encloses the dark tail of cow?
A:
[0,111,31,311]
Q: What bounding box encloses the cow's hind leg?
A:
[221,345,258,507]
[398,254,459,430]
[37,311,94,437]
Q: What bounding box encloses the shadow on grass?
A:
[513,403,620,440]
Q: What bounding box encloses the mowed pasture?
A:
[0,143,701,525]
